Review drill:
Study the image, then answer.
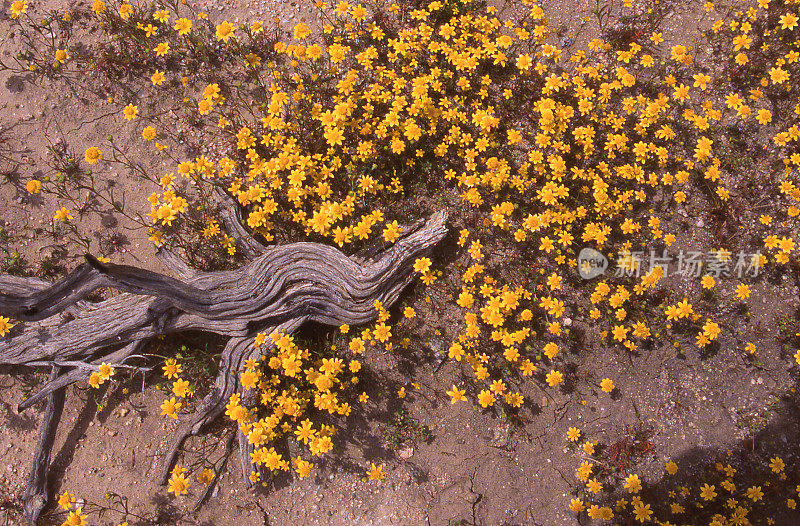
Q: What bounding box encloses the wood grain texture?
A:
[0,208,448,524]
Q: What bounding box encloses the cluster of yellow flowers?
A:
[147,188,188,229]
[55,490,138,526]
[569,425,800,523]
[159,358,193,418]
[5,0,800,507]
[87,362,115,388]
[218,329,367,482]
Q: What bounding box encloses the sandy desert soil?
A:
[1,0,800,525]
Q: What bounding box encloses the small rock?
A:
[426,336,447,369]
[490,421,511,448]
[398,446,414,459]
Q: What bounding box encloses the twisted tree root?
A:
[0,209,448,524]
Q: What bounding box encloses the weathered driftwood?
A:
[20,366,64,523]
[0,206,448,524]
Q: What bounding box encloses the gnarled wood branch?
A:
[212,186,268,260]
[21,366,64,525]
[0,209,448,524]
